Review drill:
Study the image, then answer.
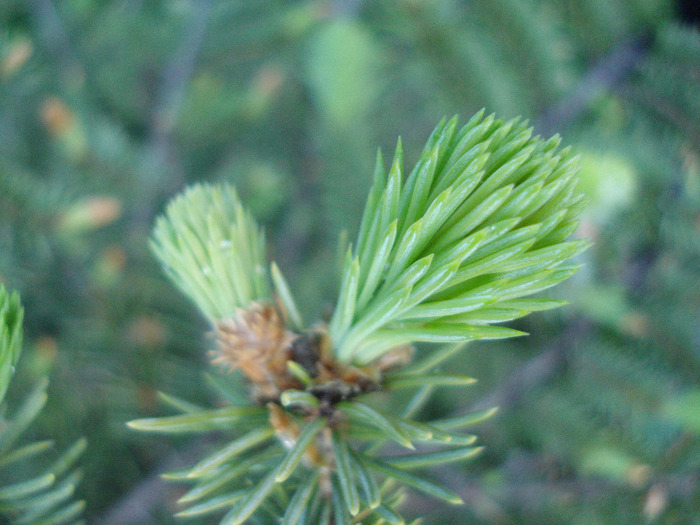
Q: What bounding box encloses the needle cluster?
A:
[132,111,588,524]
[0,285,86,525]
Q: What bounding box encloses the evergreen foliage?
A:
[0,285,23,405]
[0,0,697,523]
[0,285,86,525]
[151,184,270,320]
[133,111,586,523]
[329,113,589,363]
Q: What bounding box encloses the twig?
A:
[134,0,213,226]
[624,88,700,150]
[28,0,84,85]
[535,36,651,136]
[469,320,590,413]
[95,437,213,525]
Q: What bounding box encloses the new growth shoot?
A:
[132,111,588,524]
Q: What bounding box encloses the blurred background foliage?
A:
[0,0,698,523]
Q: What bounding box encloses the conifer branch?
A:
[136,110,588,524]
[329,112,589,363]
[0,285,86,525]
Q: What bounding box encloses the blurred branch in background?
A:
[0,0,698,523]
[536,36,650,136]
[98,438,214,525]
[136,0,213,226]
[28,0,85,86]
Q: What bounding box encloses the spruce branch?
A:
[134,110,588,524]
[0,285,86,525]
[329,111,590,363]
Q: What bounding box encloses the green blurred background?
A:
[1,0,699,523]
